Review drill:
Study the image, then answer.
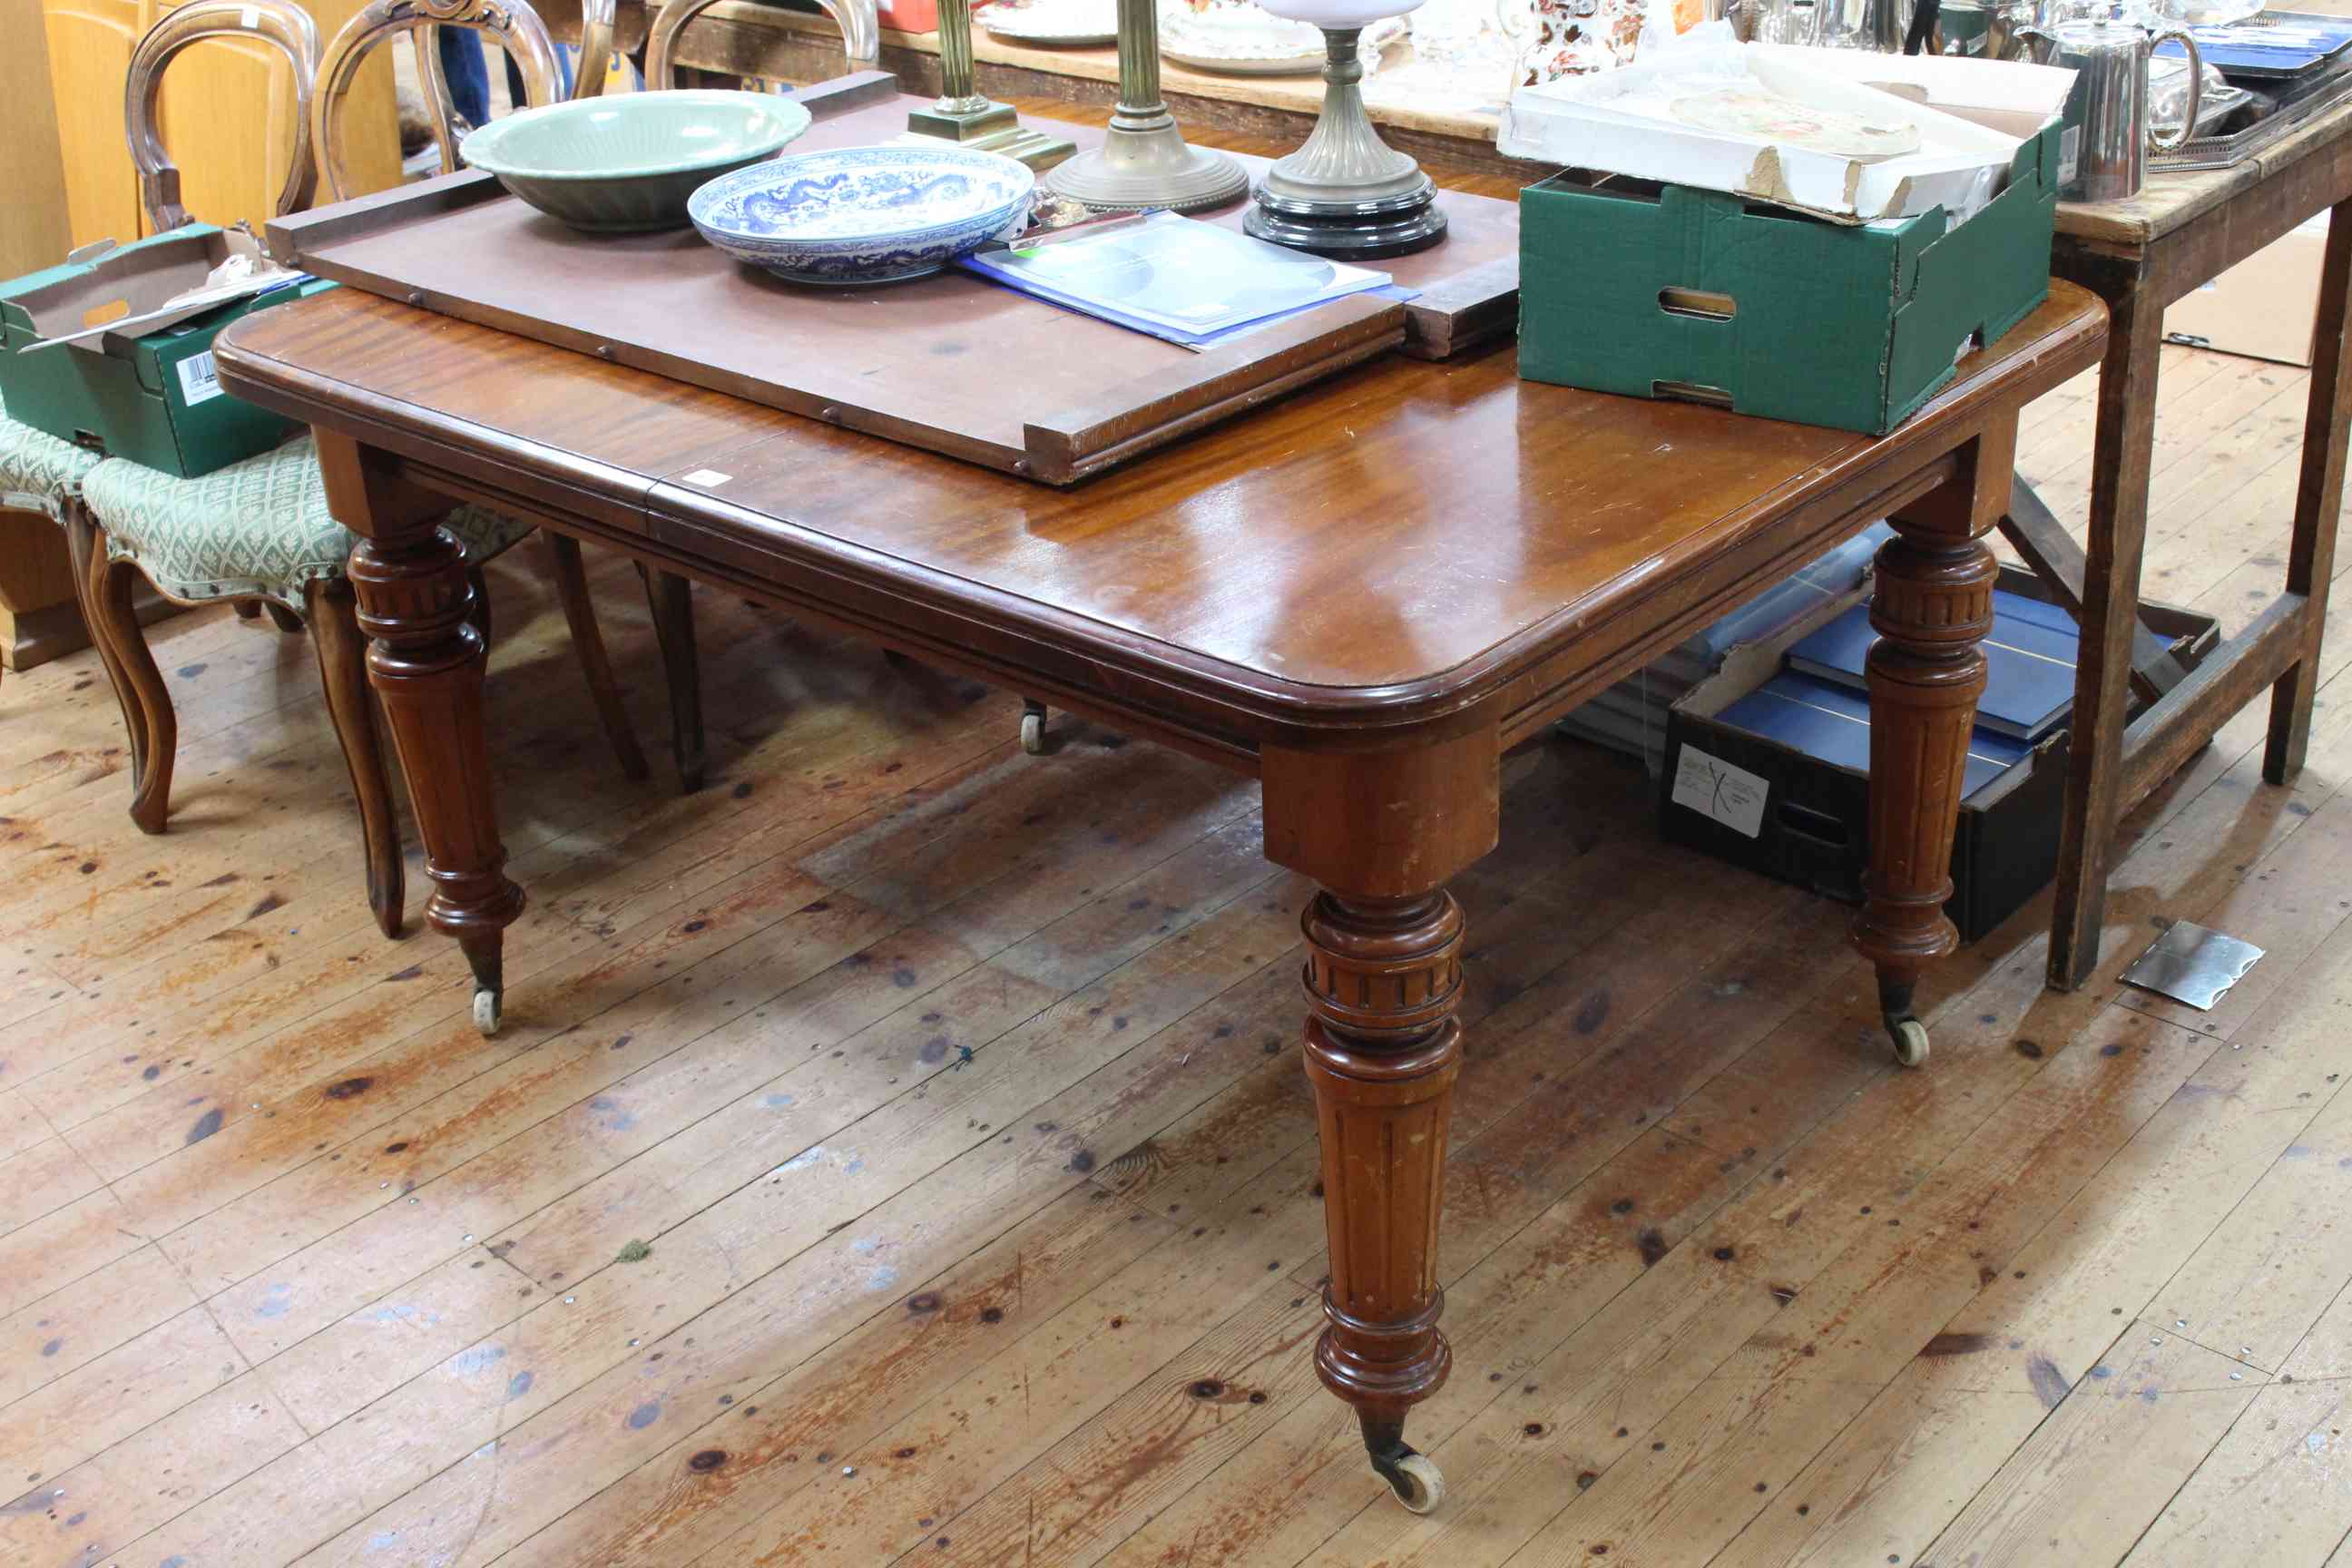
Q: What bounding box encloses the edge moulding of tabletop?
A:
[209,260,2107,1512]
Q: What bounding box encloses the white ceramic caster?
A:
[1021,710,1047,756]
[474,988,503,1039]
[1891,1018,1929,1068]
[1384,1452,1444,1514]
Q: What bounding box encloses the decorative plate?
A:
[981,0,1118,45]
[1667,90,1923,161]
[1159,44,1326,72]
[688,145,1036,286]
[1159,0,1405,74]
[459,90,812,232]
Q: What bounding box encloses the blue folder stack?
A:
[1720,588,2081,801]
[1557,523,1895,772]
[1784,589,2081,742]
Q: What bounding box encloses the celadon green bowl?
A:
[459,90,815,233]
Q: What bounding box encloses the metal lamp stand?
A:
[906,0,1076,170]
[1044,0,1249,211]
[1243,24,1445,258]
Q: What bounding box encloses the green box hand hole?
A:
[1659,288,1737,321]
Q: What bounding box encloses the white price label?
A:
[176,349,224,406]
[1671,744,1769,839]
[680,468,731,487]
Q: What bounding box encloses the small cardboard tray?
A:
[265,74,1523,486]
[0,225,320,476]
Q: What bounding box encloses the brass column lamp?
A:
[906,0,1076,169]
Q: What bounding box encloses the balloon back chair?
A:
[71,0,663,972]
[628,0,898,774]
[331,0,715,792]
[644,0,878,86]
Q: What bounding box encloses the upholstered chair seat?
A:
[82,434,534,609]
[0,391,101,523]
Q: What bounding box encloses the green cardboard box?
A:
[1516,120,2062,436]
[0,226,330,478]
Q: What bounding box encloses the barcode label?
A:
[177,349,224,406]
[1670,744,1769,839]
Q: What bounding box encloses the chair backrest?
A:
[314,0,563,201]
[408,0,614,172]
[124,0,322,233]
[644,0,878,90]
[574,0,616,99]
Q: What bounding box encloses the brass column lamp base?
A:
[906,0,1076,170]
[1044,0,1248,212]
[906,98,1077,170]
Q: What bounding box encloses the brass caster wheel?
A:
[474,987,503,1039]
[1020,701,1048,756]
[1890,1017,1929,1068]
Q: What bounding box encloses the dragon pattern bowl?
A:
[688,146,1036,286]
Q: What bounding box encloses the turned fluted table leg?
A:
[315,430,525,1036]
[1302,888,1463,1512]
[1852,426,2011,1068]
[1263,732,1499,1514]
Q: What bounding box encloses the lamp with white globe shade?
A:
[1242,0,1447,256]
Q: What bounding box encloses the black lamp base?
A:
[1242,178,1449,260]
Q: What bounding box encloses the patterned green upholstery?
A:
[0,390,101,523]
[81,434,535,610]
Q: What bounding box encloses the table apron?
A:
[399,435,1976,773]
[228,349,2049,775]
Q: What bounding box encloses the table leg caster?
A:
[473,987,503,1038]
[1020,700,1049,756]
[1370,1445,1444,1514]
[1876,974,1927,1067]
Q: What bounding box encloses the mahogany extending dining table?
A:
[212,274,2105,1514]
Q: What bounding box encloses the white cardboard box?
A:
[1496,34,2074,223]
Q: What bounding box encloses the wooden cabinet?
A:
[38,0,402,250]
[1,0,73,279]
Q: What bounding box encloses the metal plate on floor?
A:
[2119,921,2267,1011]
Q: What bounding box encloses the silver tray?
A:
[2152,59,2352,171]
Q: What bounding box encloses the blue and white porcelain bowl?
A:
[688,145,1036,286]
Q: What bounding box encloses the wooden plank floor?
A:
[5,346,2351,1568]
